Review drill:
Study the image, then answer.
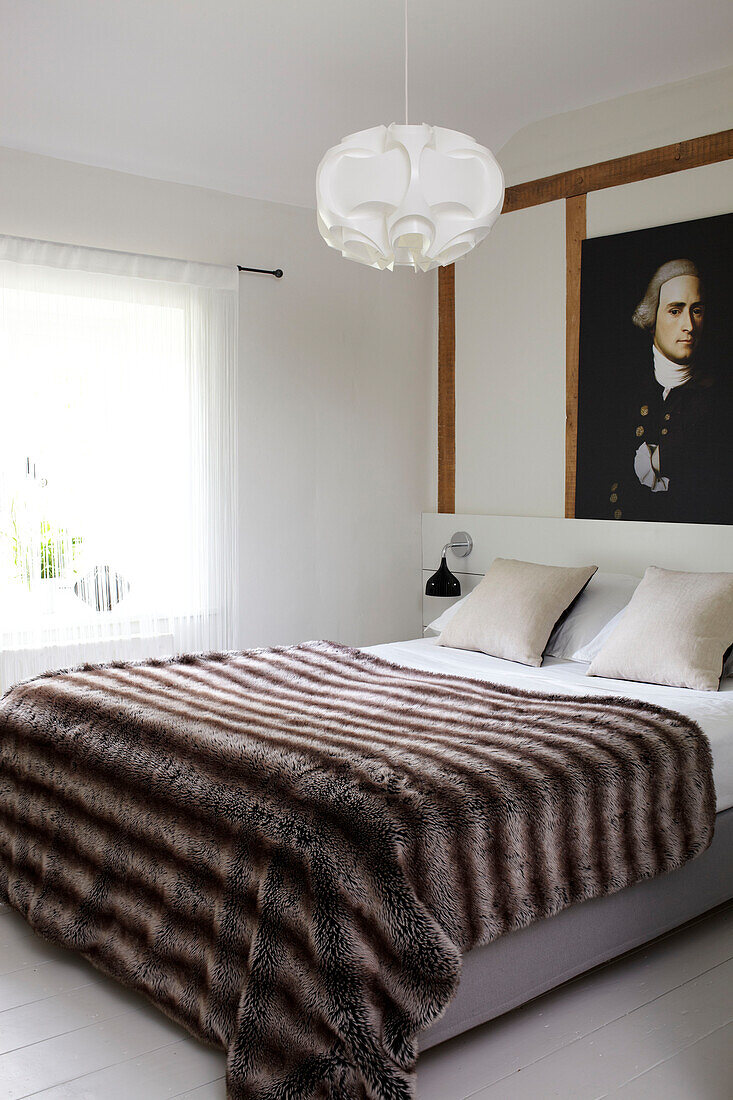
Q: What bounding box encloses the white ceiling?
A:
[2,0,732,209]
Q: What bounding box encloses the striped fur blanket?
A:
[0,641,715,1099]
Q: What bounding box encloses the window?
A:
[0,236,238,690]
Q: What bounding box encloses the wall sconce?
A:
[425,531,473,596]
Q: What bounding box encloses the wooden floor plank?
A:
[170,1080,226,1100]
[418,904,732,1099]
[0,1009,187,1099]
[467,959,733,1099]
[0,960,102,1014]
[0,915,72,976]
[612,1021,733,1099]
[30,1039,226,1100]
[0,981,157,1056]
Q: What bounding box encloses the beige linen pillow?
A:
[587,566,733,691]
[438,558,597,667]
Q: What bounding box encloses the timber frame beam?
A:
[437,127,733,515]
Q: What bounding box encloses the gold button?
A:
[640,405,649,416]
[661,427,668,435]
[664,413,671,421]
[610,493,618,503]
[614,509,622,519]
[611,482,618,491]
[635,425,644,437]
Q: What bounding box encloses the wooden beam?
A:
[503,129,733,213]
[437,264,456,514]
[564,194,586,519]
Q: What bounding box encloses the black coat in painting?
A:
[576,357,732,525]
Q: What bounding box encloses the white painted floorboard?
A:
[613,1021,733,1100]
[0,900,730,1099]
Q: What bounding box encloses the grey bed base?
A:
[422,805,733,1050]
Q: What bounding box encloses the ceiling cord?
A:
[404,0,409,125]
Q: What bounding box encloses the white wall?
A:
[0,146,436,647]
[456,200,567,517]
[499,66,733,187]
[456,66,733,518]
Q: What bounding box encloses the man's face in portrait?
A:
[654,274,704,365]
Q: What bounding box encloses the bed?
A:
[1,512,731,1098]
[365,636,733,1049]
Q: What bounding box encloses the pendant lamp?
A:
[316,2,504,272]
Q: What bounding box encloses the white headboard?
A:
[422,513,733,628]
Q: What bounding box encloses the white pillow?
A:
[427,596,468,634]
[572,607,627,662]
[545,572,639,660]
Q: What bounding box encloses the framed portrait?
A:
[574,211,733,525]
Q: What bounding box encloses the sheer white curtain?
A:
[0,235,238,691]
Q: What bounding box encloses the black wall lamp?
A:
[425,531,473,597]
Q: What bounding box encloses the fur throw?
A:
[0,642,715,1098]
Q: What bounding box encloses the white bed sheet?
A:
[364,637,733,814]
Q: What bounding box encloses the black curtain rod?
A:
[238,265,283,278]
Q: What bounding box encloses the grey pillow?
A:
[438,558,597,667]
[588,566,733,691]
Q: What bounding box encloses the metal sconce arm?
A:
[439,531,473,561]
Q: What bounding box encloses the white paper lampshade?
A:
[316,123,504,272]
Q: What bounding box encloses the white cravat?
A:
[653,345,690,400]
